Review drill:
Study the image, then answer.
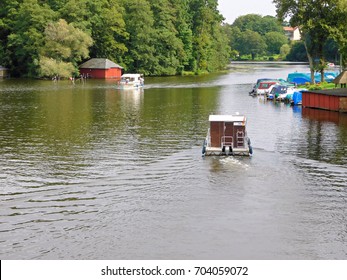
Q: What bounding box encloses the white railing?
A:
[221,136,233,147]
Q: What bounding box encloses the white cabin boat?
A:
[202,114,253,156]
[118,74,144,89]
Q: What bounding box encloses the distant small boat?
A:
[117,74,144,90]
[202,114,253,156]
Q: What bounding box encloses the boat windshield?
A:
[259,82,277,89]
[270,86,287,94]
[121,77,136,82]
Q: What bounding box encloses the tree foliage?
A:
[233,14,283,35]
[121,0,157,75]
[226,14,286,60]
[280,43,291,59]
[87,0,128,63]
[265,31,288,54]
[39,19,93,78]
[285,41,308,62]
[0,0,229,77]
[150,0,185,75]
[236,30,267,60]
[328,0,347,67]
[273,0,347,82]
[5,0,56,76]
[189,0,229,72]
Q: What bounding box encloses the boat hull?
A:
[118,84,144,90]
[204,146,251,156]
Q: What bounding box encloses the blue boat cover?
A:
[292,91,302,105]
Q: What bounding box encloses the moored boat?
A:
[267,84,288,100]
[252,80,279,96]
[117,73,144,89]
[249,78,273,94]
[202,114,253,156]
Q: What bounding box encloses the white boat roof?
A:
[121,74,142,78]
[209,114,246,122]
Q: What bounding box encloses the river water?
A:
[0,63,346,260]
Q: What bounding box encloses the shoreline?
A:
[230,61,309,65]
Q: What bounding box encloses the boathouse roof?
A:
[79,58,123,69]
[306,89,347,97]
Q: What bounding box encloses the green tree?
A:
[0,0,232,77]
[39,56,75,78]
[261,15,285,34]
[327,0,347,69]
[206,21,230,71]
[6,0,56,76]
[264,31,288,54]
[224,25,242,58]
[121,0,157,75]
[55,0,91,31]
[172,0,194,72]
[150,0,185,75]
[189,0,228,73]
[235,30,267,60]
[273,0,344,83]
[280,43,290,59]
[228,14,285,59]
[39,19,93,78]
[233,14,283,35]
[233,14,263,34]
[324,39,339,63]
[0,1,12,66]
[286,41,308,62]
[87,0,128,63]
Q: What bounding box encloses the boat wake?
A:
[219,157,250,170]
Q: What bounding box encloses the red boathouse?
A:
[302,89,347,113]
[79,58,123,79]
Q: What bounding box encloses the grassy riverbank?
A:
[300,82,338,91]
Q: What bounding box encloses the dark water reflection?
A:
[0,63,346,259]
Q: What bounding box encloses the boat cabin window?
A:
[122,77,136,82]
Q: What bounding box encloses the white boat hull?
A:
[118,83,144,90]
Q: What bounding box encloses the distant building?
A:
[283,26,301,41]
[79,58,123,79]
[0,65,9,78]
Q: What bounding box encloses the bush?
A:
[306,82,335,90]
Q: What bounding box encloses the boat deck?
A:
[204,146,250,156]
